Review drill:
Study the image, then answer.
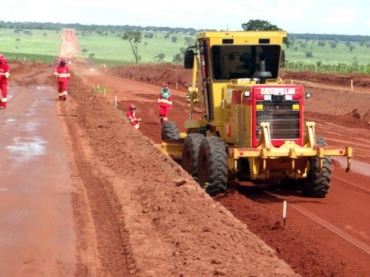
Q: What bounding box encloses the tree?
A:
[242,19,279,31]
[317,41,326,47]
[241,19,291,48]
[154,53,165,62]
[173,53,183,63]
[306,51,313,58]
[122,31,142,64]
[184,37,195,47]
[144,32,154,38]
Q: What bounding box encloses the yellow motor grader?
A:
[160,30,352,198]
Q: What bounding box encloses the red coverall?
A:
[54,63,70,100]
[0,57,10,109]
[126,110,141,130]
[157,91,172,124]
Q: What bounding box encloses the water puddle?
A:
[6,137,48,163]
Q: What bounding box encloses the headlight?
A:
[284,94,293,101]
[264,94,272,101]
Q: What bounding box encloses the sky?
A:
[2,0,370,36]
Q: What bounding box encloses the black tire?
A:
[182,133,204,177]
[301,136,332,198]
[161,121,180,141]
[197,136,228,196]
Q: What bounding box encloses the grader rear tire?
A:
[182,133,204,177]
[197,136,228,196]
[301,136,332,198]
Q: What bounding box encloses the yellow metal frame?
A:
[227,122,352,180]
[159,142,183,160]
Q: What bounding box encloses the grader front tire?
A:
[197,136,228,196]
[301,136,332,198]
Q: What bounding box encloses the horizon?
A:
[2,20,370,39]
[2,1,370,37]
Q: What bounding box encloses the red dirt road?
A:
[0,31,369,276]
[0,64,78,276]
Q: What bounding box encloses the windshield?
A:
[211,45,281,80]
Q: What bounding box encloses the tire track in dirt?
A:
[291,204,370,255]
[59,97,135,276]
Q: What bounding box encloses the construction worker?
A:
[0,53,10,109]
[157,84,172,124]
[54,57,70,101]
[126,104,141,130]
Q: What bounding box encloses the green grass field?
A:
[77,31,191,66]
[283,39,370,66]
[0,28,60,63]
[1,27,370,73]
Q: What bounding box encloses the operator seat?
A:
[253,53,272,84]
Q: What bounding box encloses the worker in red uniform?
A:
[157,84,172,124]
[0,53,10,109]
[126,104,141,130]
[53,57,70,101]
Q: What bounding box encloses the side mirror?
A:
[305,92,312,99]
[184,49,194,69]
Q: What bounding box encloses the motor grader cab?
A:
[160,31,352,197]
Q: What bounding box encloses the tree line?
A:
[0,21,198,35]
[1,20,369,43]
[2,20,369,66]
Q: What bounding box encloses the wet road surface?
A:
[0,84,77,276]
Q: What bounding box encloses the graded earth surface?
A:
[1,33,370,277]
